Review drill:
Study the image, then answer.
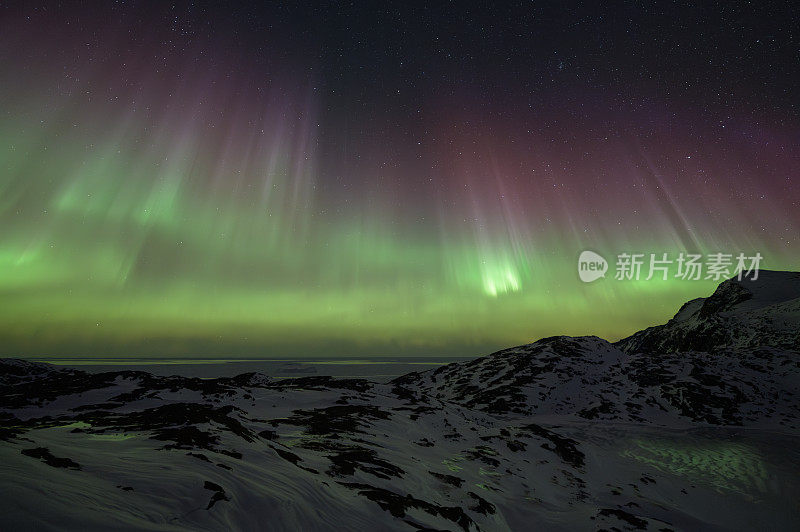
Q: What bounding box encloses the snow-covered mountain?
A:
[393,336,798,429]
[616,270,800,353]
[0,273,798,531]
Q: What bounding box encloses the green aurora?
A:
[1,5,797,358]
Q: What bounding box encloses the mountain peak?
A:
[699,270,800,317]
[617,270,800,353]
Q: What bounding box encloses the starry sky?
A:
[1,1,797,358]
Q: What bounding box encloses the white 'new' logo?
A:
[578,251,608,282]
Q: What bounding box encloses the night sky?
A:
[1,1,797,357]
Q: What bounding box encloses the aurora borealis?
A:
[1,2,797,357]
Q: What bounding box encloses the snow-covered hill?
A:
[616,270,800,353]
[393,336,799,429]
[1,273,798,531]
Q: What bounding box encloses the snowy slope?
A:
[1,273,799,531]
[616,270,800,353]
[393,336,799,429]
